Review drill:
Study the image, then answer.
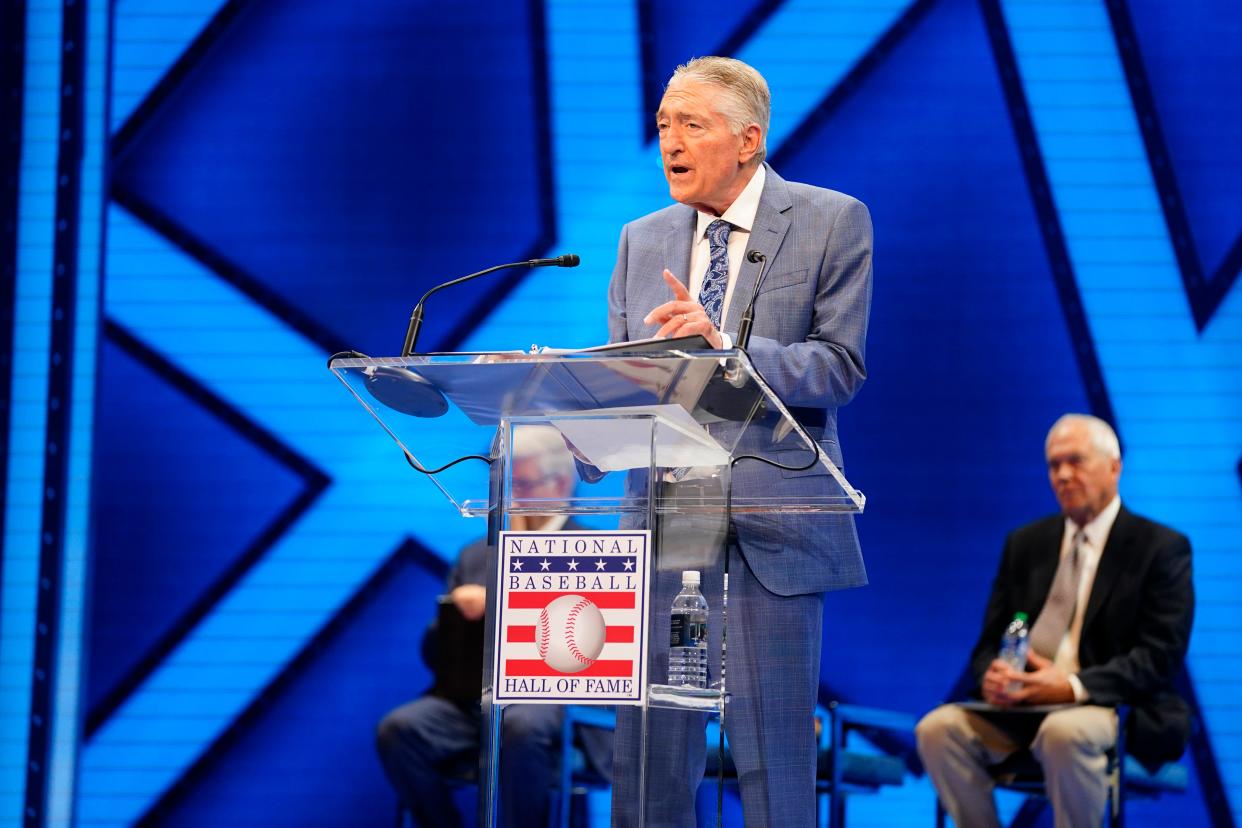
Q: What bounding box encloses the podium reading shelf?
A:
[330,347,864,827]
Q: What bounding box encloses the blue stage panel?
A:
[140,552,442,827]
[111,0,551,357]
[1128,0,1242,281]
[3,0,1237,824]
[776,0,1090,715]
[88,336,309,717]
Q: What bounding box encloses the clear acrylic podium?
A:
[329,347,865,826]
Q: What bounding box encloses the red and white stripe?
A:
[501,591,637,677]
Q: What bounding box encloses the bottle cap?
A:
[681,570,700,586]
[1013,612,1028,622]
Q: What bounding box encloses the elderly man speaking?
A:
[606,56,874,827]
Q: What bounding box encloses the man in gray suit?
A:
[607,56,873,827]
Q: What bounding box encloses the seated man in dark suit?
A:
[375,426,611,828]
[916,414,1193,827]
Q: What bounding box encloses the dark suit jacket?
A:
[967,505,1194,770]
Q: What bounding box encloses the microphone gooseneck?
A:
[734,249,769,351]
[400,254,580,356]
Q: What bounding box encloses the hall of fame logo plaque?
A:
[493,529,650,705]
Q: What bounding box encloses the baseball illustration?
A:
[537,594,606,674]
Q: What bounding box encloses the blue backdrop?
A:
[2,0,1238,826]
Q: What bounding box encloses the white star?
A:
[594,559,607,571]
[623,559,634,571]
[540,559,551,571]
[567,560,578,571]
[512,559,524,571]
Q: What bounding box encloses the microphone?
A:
[401,254,580,356]
[528,254,580,268]
[366,254,579,419]
[734,249,770,351]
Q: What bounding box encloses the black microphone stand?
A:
[734,249,770,352]
[401,254,579,356]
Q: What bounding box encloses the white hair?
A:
[1045,414,1121,460]
[512,424,576,482]
[668,56,770,164]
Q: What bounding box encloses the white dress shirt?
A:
[1058,494,1122,700]
[688,165,767,343]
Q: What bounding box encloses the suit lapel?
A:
[1026,517,1064,614]
[1081,506,1133,634]
[664,208,695,293]
[724,165,793,333]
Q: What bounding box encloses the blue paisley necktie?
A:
[699,219,732,328]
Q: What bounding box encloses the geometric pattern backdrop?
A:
[2,1,1238,826]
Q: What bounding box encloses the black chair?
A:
[933,707,1188,828]
[394,704,613,828]
[400,702,916,827]
[705,702,916,828]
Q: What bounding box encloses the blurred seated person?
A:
[916,414,1193,827]
[376,426,612,828]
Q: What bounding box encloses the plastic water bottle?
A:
[668,570,709,688]
[999,612,1030,692]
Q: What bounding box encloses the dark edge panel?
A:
[770,0,939,170]
[976,0,1117,429]
[109,187,350,355]
[435,0,557,355]
[25,1,86,824]
[637,0,659,143]
[0,0,27,614]
[1104,0,1239,333]
[1175,668,1239,828]
[133,539,451,827]
[528,0,555,260]
[83,319,330,737]
[638,0,789,145]
[713,0,788,59]
[109,0,250,156]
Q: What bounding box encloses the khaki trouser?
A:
[916,703,1118,828]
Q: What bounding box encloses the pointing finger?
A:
[662,269,692,301]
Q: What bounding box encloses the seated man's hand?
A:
[643,269,724,349]
[1003,650,1077,706]
[450,585,486,621]
[981,658,1023,707]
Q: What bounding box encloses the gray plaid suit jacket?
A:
[608,164,873,596]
